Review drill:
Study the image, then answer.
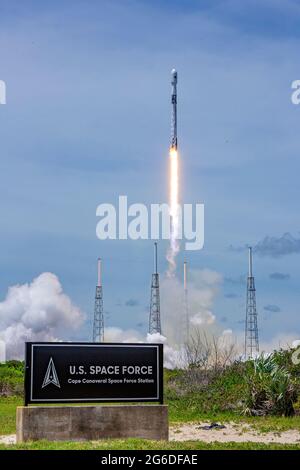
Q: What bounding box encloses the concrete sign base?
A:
[16,405,168,442]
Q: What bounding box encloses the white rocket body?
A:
[171,69,178,150]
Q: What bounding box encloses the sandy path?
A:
[0,435,16,445]
[170,422,300,444]
[1,423,300,445]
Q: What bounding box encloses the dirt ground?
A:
[1,422,300,445]
[169,422,300,444]
[0,435,16,445]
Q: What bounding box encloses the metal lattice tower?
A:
[245,247,259,359]
[149,242,162,335]
[183,260,189,344]
[93,258,104,342]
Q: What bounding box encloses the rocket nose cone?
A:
[171,68,177,84]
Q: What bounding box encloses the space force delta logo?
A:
[42,357,61,389]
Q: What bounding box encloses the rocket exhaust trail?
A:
[167,69,180,277]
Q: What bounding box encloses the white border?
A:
[30,344,160,402]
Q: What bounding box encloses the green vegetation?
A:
[0,361,24,396]
[166,348,300,421]
[244,355,299,416]
[1,439,300,450]
[166,362,248,422]
[3,396,300,438]
[1,348,300,449]
[0,360,24,434]
[0,396,22,435]
[2,349,299,420]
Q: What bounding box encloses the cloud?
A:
[222,329,300,358]
[230,233,300,258]
[103,269,230,368]
[104,326,143,343]
[146,333,186,369]
[161,268,222,345]
[104,268,225,368]
[260,334,300,353]
[263,304,281,313]
[0,273,85,359]
[222,329,233,336]
[254,233,300,258]
[190,311,216,326]
[103,328,186,369]
[269,272,290,281]
[0,267,233,368]
[125,298,139,307]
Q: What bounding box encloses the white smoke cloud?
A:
[259,334,300,354]
[191,311,216,326]
[0,272,85,359]
[231,331,300,358]
[103,330,186,369]
[222,328,233,336]
[0,268,244,368]
[160,268,222,345]
[91,271,300,366]
[138,268,224,368]
[0,268,223,366]
[103,329,186,369]
[104,326,143,343]
[146,332,185,369]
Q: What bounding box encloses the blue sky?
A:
[0,0,300,345]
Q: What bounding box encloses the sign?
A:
[24,342,163,405]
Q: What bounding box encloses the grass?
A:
[1,439,300,450]
[168,398,239,423]
[238,415,300,433]
[0,396,22,435]
[165,364,248,423]
[2,397,300,437]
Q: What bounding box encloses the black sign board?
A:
[25,342,163,405]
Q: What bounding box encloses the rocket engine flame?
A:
[167,146,180,276]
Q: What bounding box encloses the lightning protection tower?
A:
[183,260,189,344]
[93,258,104,342]
[245,247,259,359]
[149,242,162,335]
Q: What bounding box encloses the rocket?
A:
[168,69,179,276]
[170,69,178,150]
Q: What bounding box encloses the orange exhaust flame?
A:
[167,147,180,276]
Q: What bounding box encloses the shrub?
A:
[244,355,299,417]
[0,361,24,396]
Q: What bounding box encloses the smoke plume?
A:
[102,268,224,367]
[0,272,85,359]
[160,268,222,345]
